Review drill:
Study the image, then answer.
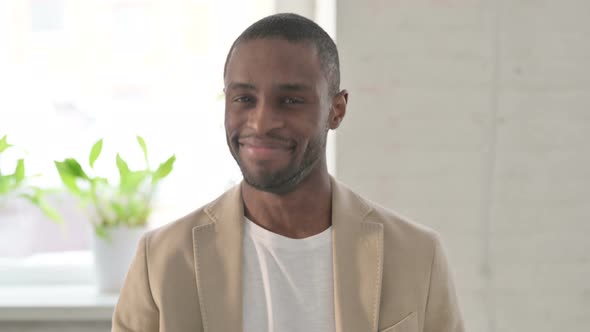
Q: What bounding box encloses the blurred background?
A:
[0,0,588,331]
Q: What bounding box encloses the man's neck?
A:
[241,169,332,239]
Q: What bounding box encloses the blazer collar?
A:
[331,177,385,332]
[192,184,244,332]
[192,178,384,332]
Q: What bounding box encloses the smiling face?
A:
[224,38,337,194]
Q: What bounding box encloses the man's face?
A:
[224,38,332,194]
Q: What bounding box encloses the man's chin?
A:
[243,174,282,190]
[242,171,298,194]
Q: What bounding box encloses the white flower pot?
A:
[92,226,146,293]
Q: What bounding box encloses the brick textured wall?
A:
[336,1,590,331]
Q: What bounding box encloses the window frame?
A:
[0,0,337,288]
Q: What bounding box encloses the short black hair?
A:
[223,13,340,96]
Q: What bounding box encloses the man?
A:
[112,13,464,332]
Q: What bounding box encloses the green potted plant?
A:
[54,136,175,292]
[0,135,62,256]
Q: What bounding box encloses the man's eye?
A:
[233,96,254,103]
[282,97,302,105]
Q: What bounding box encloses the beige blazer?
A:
[112,178,464,332]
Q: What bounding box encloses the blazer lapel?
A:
[331,178,385,332]
[192,185,243,332]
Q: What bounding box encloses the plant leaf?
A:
[0,135,11,154]
[14,159,25,184]
[54,161,81,194]
[62,174,80,195]
[120,170,149,194]
[0,175,13,195]
[89,139,103,168]
[55,158,89,180]
[136,136,149,167]
[116,153,131,186]
[37,196,64,224]
[20,193,37,204]
[94,224,111,241]
[123,196,147,226]
[20,189,64,224]
[152,155,176,184]
[110,201,126,219]
[116,153,130,178]
[92,176,109,186]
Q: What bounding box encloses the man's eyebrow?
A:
[227,82,256,91]
[277,83,312,92]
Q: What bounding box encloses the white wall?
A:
[336,1,590,331]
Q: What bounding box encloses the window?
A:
[0,0,335,285]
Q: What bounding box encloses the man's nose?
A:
[247,99,284,134]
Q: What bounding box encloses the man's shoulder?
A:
[340,182,440,252]
[366,198,438,243]
[352,191,442,266]
[143,186,236,250]
[147,206,208,243]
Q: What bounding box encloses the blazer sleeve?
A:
[112,235,159,332]
[423,235,465,332]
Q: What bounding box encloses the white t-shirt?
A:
[242,218,335,332]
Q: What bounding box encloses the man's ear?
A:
[328,89,348,130]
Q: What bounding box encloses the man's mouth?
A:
[237,137,295,159]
